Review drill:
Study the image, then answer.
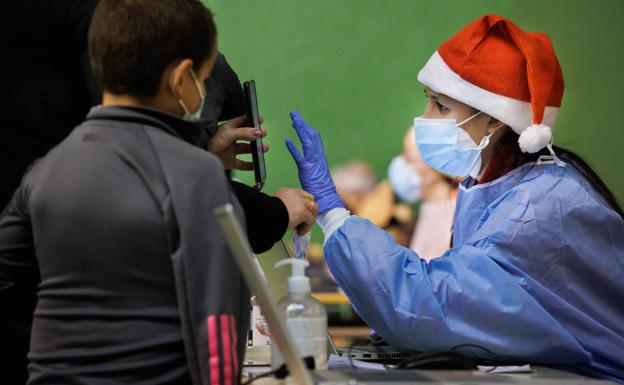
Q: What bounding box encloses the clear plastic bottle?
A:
[270,258,327,370]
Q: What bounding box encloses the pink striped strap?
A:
[207,314,239,385]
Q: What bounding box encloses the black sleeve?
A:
[229,180,289,254]
[0,185,39,384]
[216,54,246,122]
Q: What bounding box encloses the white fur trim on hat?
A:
[518,124,552,153]
[418,51,559,134]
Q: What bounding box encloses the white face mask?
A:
[414,112,493,178]
[387,155,422,203]
[171,67,205,122]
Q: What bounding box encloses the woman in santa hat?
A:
[286,14,624,382]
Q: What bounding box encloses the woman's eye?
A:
[436,101,448,112]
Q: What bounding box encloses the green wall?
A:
[205,0,624,215]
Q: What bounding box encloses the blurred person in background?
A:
[388,126,457,260]
[334,161,414,246]
[332,161,376,212]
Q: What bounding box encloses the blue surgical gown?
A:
[324,162,624,382]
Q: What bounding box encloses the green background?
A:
[204,0,624,239]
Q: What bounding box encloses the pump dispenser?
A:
[275,258,310,294]
[271,258,328,369]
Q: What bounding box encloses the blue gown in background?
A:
[324,162,624,382]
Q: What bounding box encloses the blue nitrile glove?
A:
[285,110,345,214]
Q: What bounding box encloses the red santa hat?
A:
[418,14,564,154]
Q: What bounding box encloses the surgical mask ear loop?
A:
[537,140,566,167]
[464,132,494,179]
[457,111,496,150]
[189,69,205,100]
[478,133,492,149]
[457,111,482,127]
[458,111,502,149]
[458,112,497,179]
[169,65,204,117]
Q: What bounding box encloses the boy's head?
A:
[89,0,218,118]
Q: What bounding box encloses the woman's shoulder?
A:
[515,163,619,220]
[472,163,623,251]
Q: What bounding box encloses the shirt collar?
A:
[86,105,210,148]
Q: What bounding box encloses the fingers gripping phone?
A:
[243,80,266,191]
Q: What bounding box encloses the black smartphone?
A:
[243,80,266,191]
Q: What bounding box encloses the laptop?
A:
[214,204,470,384]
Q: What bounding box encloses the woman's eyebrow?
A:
[435,93,453,104]
[425,88,453,105]
[424,88,439,99]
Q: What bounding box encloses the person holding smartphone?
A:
[202,74,304,253]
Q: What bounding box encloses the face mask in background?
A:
[171,67,205,122]
[413,112,493,178]
[387,155,422,203]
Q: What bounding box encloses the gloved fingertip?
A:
[290,118,302,132]
[290,111,306,129]
[285,138,296,150]
[285,138,300,157]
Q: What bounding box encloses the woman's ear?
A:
[486,116,506,134]
[168,58,194,98]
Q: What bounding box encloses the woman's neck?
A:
[422,178,452,202]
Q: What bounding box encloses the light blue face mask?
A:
[413,112,492,178]
[387,155,422,203]
[173,68,205,122]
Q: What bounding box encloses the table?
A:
[243,365,618,384]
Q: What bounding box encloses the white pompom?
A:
[518,124,552,153]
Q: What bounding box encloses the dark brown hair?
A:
[89,0,217,97]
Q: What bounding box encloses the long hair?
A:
[481,127,623,219]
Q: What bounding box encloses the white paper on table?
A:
[477,364,532,374]
[327,354,390,371]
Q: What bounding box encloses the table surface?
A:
[243,365,618,384]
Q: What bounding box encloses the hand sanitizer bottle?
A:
[270,258,328,370]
